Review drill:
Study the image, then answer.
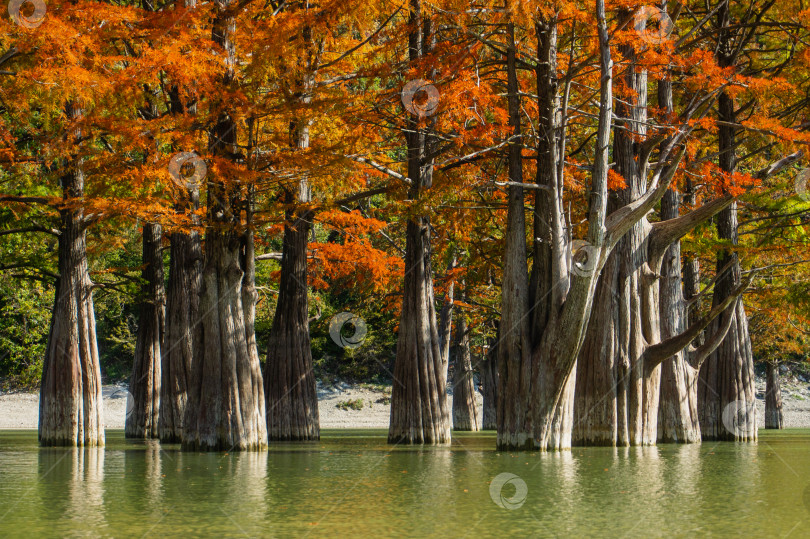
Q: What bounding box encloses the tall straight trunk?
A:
[574,9,655,447]
[479,327,499,430]
[39,102,104,447]
[265,200,319,441]
[126,223,164,438]
[159,221,201,443]
[656,35,701,444]
[698,0,757,441]
[264,5,320,442]
[388,0,450,445]
[451,311,479,431]
[159,0,201,444]
[765,362,784,429]
[182,1,267,451]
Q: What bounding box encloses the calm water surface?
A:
[1,429,810,537]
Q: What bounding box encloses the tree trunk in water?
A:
[387,0,450,445]
[698,4,757,441]
[656,62,701,444]
[264,5,320,441]
[574,9,657,447]
[451,313,479,431]
[765,362,784,429]
[126,223,164,438]
[479,329,499,430]
[159,223,201,443]
[39,102,104,447]
[657,188,701,444]
[265,204,319,441]
[182,3,267,451]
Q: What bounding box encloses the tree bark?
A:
[182,1,267,451]
[387,0,450,445]
[479,327,499,430]
[264,3,320,442]
[159,220,201,443]
[39,102,104,447]
[265,200,319,441]
[698,1,758,442]
[126,222,164,439]
[451,311,479,431]
[765,362,784,429]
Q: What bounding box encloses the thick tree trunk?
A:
[451,313,479,431]
[265,204,319,441]
[182,3,267,451]
[657,188,701,444]
[264,5,320,441]
[39,103,104,448]
[574,9,657,447]
[387,0,450,445]
[765,362,784,429]
[698,4,757,441]
[159,224,201,443]
[479,329,498,430]
[388,217,450,444]
[656,60,701,444]
[126,223,164,438]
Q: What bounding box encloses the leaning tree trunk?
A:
[765,362,784,429]
[126,223,164,438]
[182,1,267,451]
[39,102,104,447]
[387,0,450,445]
[159,220,201,443]
[451,311,479,431]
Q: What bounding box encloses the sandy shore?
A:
[1,376,807,430]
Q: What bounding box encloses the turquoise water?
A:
[1,429,810,537]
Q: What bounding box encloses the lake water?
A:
[1,429,809,537]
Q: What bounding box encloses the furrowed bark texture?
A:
[182,1,267,451]
[159,221,202,443]
[479,329,499,430]
[698,1,757,441]
[451,312,479,431]
[126,223,164,439]
[39,102,104,447]
[765,362,784,429]
[387,0,450,445]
